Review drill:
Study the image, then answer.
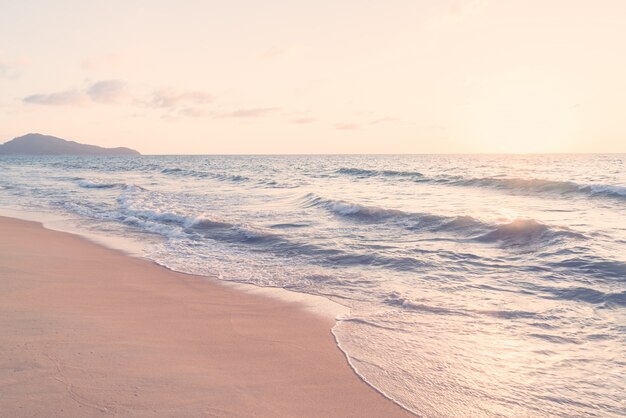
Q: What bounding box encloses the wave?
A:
[159,165,296,188]
[160,167,186,175]
[301,193,584,247]
[549,256,626,281]
[443,175,626,201]
[111,188,617,285]
[328,201,407,220]
[190,220,281,245]
[77,179,122,189]
[270,222,309,229]
[474,219,585,245]
[301,193,419,222]
[117,204,279,245]
[113,189,432,271]
[117,188,230,231]
[585,184,626,198]
[53,175,85,181]
[338,167,626,201]
[160,167,249,182]
[541,286,626,307]
[116,190,586,257]
[215,173,249,182]
[452,177,583,194]
[431,215,485,232]
[448,176,626,200]
[337,167,424,180]
[117,187,322,250]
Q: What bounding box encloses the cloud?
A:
[147,89,213,108]
[21,80,276,122]
[369,117,398,125]
[23,79,128,106]
[290,117,316,124]
[333,116,397,130]
[335,123,359,130]
[257,47,287,61]
[0,63,16,78]
[23,90,88,106]
[0,59,22,79]
[165,104,278,120]
[23,81,216,116]
[179,107,207,118]
[222,107,278,118]
[86,79,127,103]
[140,89,214,119]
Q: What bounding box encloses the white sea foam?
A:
[78,179,120,189]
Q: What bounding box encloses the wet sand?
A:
[0,216,411,417]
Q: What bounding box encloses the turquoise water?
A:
[1,154,625,417]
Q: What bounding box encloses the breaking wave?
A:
[301,193,586,248]
[77,179,123,189]
[475,219,586,245]
[451,177,626,200]
[336,168,626,200]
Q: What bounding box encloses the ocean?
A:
[1,154,624,417]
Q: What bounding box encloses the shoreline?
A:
[0,215,411,417]
[0,207,350,320]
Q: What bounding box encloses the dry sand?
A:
[0,216,411,417]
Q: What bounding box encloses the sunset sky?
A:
[1,1,625,154]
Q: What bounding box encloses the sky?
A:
[1,0,625,154]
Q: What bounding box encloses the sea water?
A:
[1,154,624,417]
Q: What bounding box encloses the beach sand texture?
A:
[0,216,410,417]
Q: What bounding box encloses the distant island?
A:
[0,133,141,156]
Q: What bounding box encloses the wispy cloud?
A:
[222,107,278,118]
[290,117,316,124]
[335,123,359,130]
[23,80,126,106]
[22,80,278,122]
[23,90,88,106]
[146,89,213,109]
[178,105,279,120]
[0,58,23,79]
[369,117,398,125]
[86,79,128,103]
[179,107,207,118]
[334,114,399,130]
[257,47,287,61]
[0,63,16,78]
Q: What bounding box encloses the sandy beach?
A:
[0,216,410,417]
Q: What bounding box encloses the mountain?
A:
[0,133,141,156]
